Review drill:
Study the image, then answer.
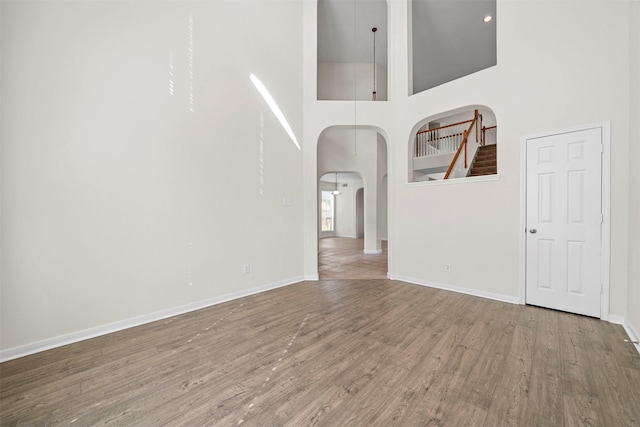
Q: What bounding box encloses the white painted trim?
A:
[600,121,611,321]
[406,173,501,188]
[304,274,320,281]
[608,315,625,325]
[609,315,640,355]
[519,136,527,304]
[364,249,382,254]
[0,276,305,363]
[519,121,611,320]
[623,319,640,356]
[389,274,520,305]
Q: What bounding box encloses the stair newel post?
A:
[463,129,468,168]
[474,109,479,143]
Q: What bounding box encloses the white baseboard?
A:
[304,274,319,281]
[364,249,382,254]
[388,274,520,305]
[0,276,304,363]
[608,315,625,325]
[622,318,640,356]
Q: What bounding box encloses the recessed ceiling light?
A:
[483,15,493,23]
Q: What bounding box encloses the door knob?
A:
[529,229,537,234]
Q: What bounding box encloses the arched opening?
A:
[408,105,497,182]
[317,0,388,101]
[317,126,389,279]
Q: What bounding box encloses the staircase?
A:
[468,144,497,177]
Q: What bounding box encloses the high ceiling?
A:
[412,0,496,93]
[317,0,388,67]
[317,0,496,94]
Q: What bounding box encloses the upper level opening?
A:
[409,106,497,182]
[410,0,496,94]
[317,0,388,101]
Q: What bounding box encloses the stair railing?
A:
[414,118,475,158]
[482,125,497,146]
[444,109,479,179]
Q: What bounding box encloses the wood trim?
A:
[443,115,477,179]
[415,118,473,136]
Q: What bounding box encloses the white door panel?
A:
[526,128,602,317]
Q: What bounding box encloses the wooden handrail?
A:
[416,118,474,136]
[444,110,478,179]
[481,125,497,146]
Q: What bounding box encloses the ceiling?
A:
[317,0,388,67]
[317,0,496,94]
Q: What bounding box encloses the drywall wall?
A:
[393,0,631,312]
[1,0,303,357]
[627,0,640,342]
[303,0,634,320]
[318,63,388,101]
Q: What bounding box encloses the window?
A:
[321,191,335,231]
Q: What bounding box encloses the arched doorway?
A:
[316,126,388,279]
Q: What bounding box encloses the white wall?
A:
[626,0,640,344]
[304,0,635,322]
[318,63,388,101]
[1,0,304,358]
[393,0,632,313]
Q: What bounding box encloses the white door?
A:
[525,128,603,317]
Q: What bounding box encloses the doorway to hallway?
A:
[318,237,387,279]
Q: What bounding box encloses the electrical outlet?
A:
[243,264,250,274]
[444,263,451,272]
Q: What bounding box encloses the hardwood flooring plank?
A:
[523,307,564,426]
[581,316,640,426]
[2,280,640,426]
[482,306,539,427]
[442,303,518,426]
[557,312,602,426]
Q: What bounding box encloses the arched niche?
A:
[317,0,388,101]
[408,106,497,182]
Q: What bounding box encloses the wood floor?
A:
[1,280,640,426]
[318,237,387,280]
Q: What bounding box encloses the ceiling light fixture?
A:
[483,15,493,23]
[372,27,377,101]
[332,172,341,195]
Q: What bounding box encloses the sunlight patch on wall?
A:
[250,73,301,150]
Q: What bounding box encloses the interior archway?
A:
[317,126,389,279]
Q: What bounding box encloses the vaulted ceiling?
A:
[317,0,496,94]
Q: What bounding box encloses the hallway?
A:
[318,237,387,279]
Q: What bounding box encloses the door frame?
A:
[519,121,611,320]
